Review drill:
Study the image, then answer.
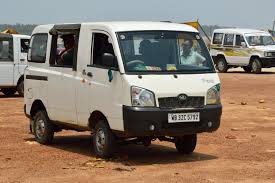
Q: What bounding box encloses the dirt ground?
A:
[0,70,275,183]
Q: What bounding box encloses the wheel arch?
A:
[88,110,109,130]
[30,99,47,118]
[16,75,24,87]
[213,54,226,64]
[249,55,261,65]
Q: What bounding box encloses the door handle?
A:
[87,72,93,77]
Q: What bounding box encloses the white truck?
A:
[24,22,222,158]
[210,28,275,73]
[0,33,30,96]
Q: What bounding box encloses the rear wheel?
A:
[1,88,16,96]
[251,58,262,74]
[175,134,197,154]
[216,57,228,73]
[242,66,252,73]
[33,110,55,144]
[17,79,24,97]
[93,120,116,158]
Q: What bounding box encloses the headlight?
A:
[131,86,155,107]
[207,84,221,105]
[264,52,274,57]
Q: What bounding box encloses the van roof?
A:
[32,21,199,34]
[213,28,268,35]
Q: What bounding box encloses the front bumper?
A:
[121,105,222,137]
[260,57,275,67]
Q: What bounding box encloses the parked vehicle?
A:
[24,22,222,158]
[0,33,30,96]
[210,28,275,73]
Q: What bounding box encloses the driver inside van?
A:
[59,34,75,66]
[180,39,206,66]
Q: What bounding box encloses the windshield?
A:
[245,35,275,46]
[117,31,215,74]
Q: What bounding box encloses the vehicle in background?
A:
[210,28,275,73]
[24,22,222,158]
[0,33,30,96]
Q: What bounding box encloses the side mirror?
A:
[241,42,247,48]
[101,53,118,69]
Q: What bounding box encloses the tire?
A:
[1,88,16,96]
[93,120,116,158]
[33,110,54,144]
[242,66,252,73]
[251,58,262,74]
[175,134,197,154]
[216,57,228,73]
[17,79,24,97]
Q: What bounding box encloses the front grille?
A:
[158,96,204,109]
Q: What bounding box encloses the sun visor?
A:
[49,24,81,36]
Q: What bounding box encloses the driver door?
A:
[0,37,14,86]
[76,31,123,130]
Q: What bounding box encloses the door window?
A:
[50,34,77,68]
[212,33,223,44]
[20,39,30,53]
[235,35,246,47]
[28,34,48,63]
[91,33,117,69]
[224,34,234,46]
[0,38,13,61]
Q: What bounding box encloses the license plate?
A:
[168,112,200,123]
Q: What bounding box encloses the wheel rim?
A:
[35,119,45,139]
[252,61,257,72]
[95,129,106,152]
[217,60,225,71]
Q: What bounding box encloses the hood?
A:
[250,45,275,52]
[123,73,220,98]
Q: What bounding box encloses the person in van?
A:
[180,39,205,66]
[59,34,75,66]
[139,39,154,65]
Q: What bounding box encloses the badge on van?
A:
[178,94,188,101]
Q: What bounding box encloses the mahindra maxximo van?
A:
[24,22,222,158]
[210,28,275,73]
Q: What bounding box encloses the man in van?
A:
[60,34,75,66]
[180,39,205,66]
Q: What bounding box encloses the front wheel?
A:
[33,110,55,144]
[93,120,116,158]
[1,88,16,96]
[175,134,197,154]
[251,58,262,74]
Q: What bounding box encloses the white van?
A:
[0,33,30,96]
[24,22,222,158]
[210,28,275,73]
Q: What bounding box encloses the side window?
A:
[212,33,223,44]
[20,39,30,53]
[91,33,117,68]
[0,39,13,61]
[224,34,234,46]
[50,34,76,68]
[235,35,245,47]
[28,34,48,63]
